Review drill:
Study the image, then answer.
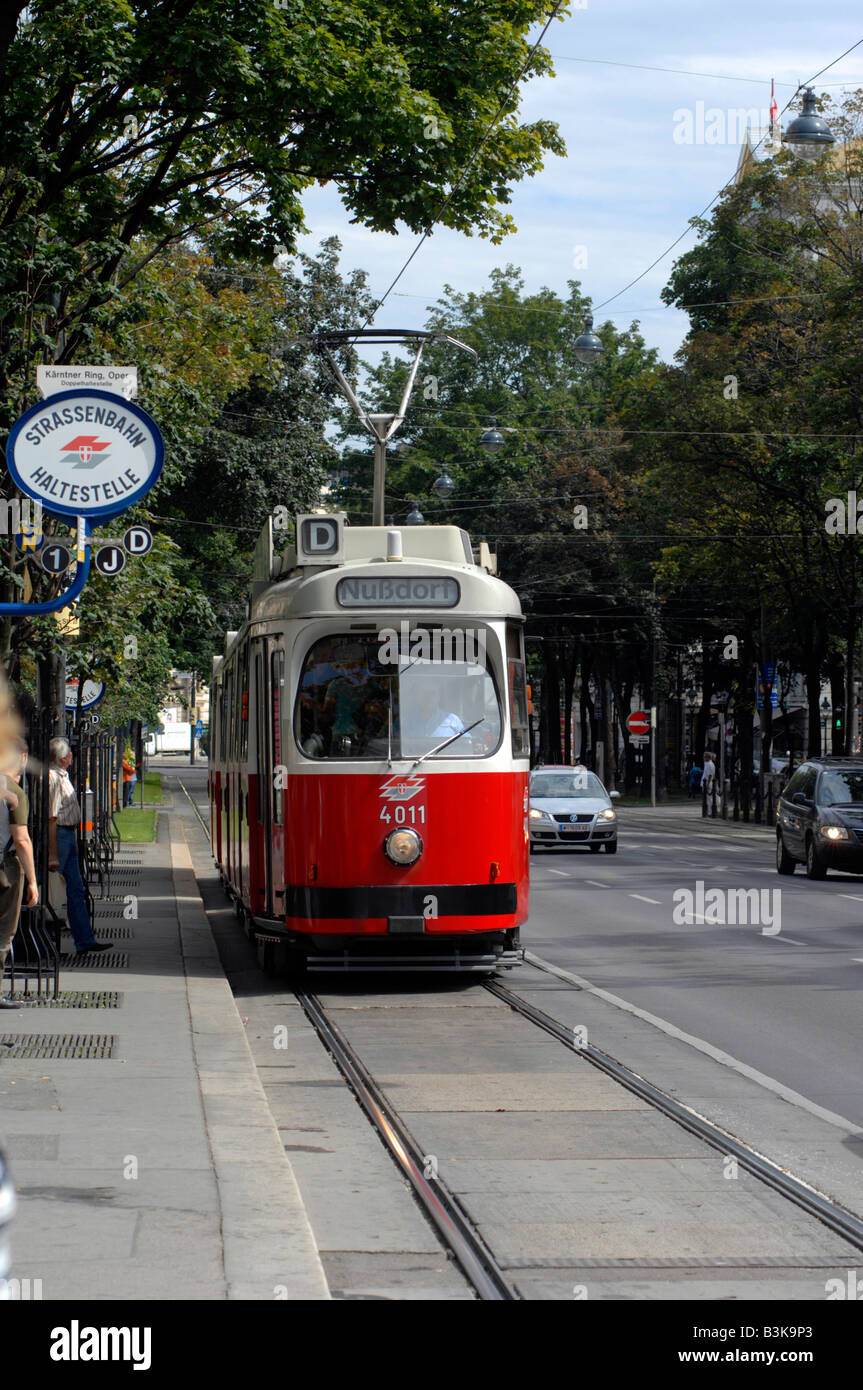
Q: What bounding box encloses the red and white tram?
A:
[209,513,529,972]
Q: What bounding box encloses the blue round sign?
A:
[14,522,44,553]
[65,678,105,711]
[5,388,164,520]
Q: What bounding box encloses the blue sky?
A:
[297,1,863,366]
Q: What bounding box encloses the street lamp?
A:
[433,466,454,500]
[480,419,505,455]
[783,88,835,159]
[406,501,425,524]
[574,313,603,365]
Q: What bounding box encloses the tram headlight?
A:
[384,828,423,865]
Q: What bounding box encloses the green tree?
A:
[0,0,566,423]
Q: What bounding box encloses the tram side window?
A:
[225,670,234,760]
[255,652,265,826]
[295,634,501,759]
[506,623,529,758]
[272,649,284,825]
[240,645,250,761]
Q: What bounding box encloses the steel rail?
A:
[296,990,519,1301]
[178,778,211,839]
[485,976,863,1255]
[177,776,518,1300]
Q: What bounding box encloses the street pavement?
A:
[0,789,328,1301]
[528,805,863,1129]
[176,768,863,1300]
[5,768,860,1302]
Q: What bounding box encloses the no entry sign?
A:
[6,388,163,520]
[626,710,651,736]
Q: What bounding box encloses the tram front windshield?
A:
[295,635,501,759]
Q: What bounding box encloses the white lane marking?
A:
[524,951,863,1136]
[839,894,863,903]
[548,868,570,877]
[585,879,609,888]
[853,958,863,964]
[629,893,661,905]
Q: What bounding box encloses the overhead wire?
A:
[591,36,863,313]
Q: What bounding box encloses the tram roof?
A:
[247,525,522,630]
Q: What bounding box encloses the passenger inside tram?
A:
[296,637,500,758]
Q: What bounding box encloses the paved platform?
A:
[0,809,329,1301]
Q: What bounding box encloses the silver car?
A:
[529,767,619,853]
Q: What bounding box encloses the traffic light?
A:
[526,683,533,715]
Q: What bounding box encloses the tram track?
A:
[177,773,863,1297]
[178,776,517,1299]
[485,971,863,1256]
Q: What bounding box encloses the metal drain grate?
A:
[93,907,133,919]
[60,952,129,969]
[4,990,121,1008]
[0,1033,116,1058]
[66,925,134,939]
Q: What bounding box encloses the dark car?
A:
[776,757,863,878]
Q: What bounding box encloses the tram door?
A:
[251,637,282,917]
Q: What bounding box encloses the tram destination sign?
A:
[336,576,460,608]
[6,388,164,520]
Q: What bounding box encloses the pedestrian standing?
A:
[0,739,39,1008]
[122,744,137,808]
[48,738,111,954]
[701,752,716,797]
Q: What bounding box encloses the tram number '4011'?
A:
[380,803,426,826]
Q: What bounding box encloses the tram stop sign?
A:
[65,678,105,711]
[5,389,164,521]
[626,710,651,738]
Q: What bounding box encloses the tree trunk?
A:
[805,659,822,758]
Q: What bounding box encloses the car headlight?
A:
[384,828,423,865]
[529,808,551,820]
[821,825,850,840]
[599,808,616,821]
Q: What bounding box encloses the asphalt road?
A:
[528,811,863,1129]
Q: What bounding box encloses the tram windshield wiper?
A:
[411,718,484,768]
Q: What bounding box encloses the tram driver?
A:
[401,676,465,747]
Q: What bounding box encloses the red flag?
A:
[770,80,778,128]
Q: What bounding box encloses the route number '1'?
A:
[379,803,426,825]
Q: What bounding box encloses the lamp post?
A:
[293,330,477,524]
